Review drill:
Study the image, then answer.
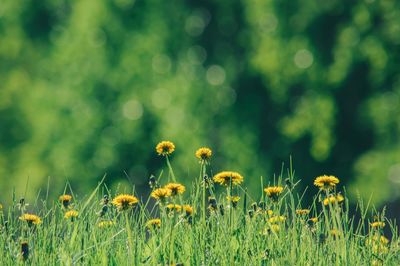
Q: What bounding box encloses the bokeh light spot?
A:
[294,49,314,69]
[206,65,226,85]
[123,99,143,120]
[152,54,171,74]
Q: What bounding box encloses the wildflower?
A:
[98,220,115,228]
[101,195,109,205]
[314,175,339,190]
[323,194,344,206]
[195,147,212,162]
[182,205,193,216]
[156,141,175,156]
[308,217,318,223]
[21,241,29,261]
[17,198,29,212]
[370,221,385,229]
[19,214,42,226]
[164,183,185,196]
[270,224,280,233]
[219,204,225,216]
[366,235,390,246]
[146,218,161,230]
[296,209,310,215]
[112,194,139,211]
[226,196,240,208]
[0,203,2,210]
[307,217,318,229]
[208,197,217,211]
[213,171,244,186]
[330,229,341,238]
[264,186,284,202]
[166,204,182,213]
[268,216,286,223]
[64,210,79,221]
[148,175,158,189]
[59,194,73,208]
[263,224,280,235]
[151,188,171,202]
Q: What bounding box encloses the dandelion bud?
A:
[21,241,29,261]
[102,195,109,205]
[258,202,266,210]
[248,210,254,218]
[219,204,225,216]
[285,178,292,189]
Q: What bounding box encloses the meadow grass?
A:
[0,143,399,265]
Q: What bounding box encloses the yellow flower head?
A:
[330,229,341,238]
[195,147,212,161]
[268,216,286,223]
[59,194,73,208]
[0,203,2,210]
[112,194,139,211]
[164,183,185,196]
[323,194,344,206]
[146,218,161,229]
[98,220,116,228]
[296,209,310,215]
[264,186,284,202]
[370,221,385,229]
[64,210,79,220]
[151,188,171,201]
[19,214,41,226]
[182,205,193,216]
[166,204,182,213]
[213,171,244,186]
[270,224,280,233]
[309,217,318,223]
[227,196,240,208]
[156,141,175,156]
[314,175,339,190]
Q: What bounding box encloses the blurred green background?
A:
[1,0,400,210]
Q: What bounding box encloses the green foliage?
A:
[0,0,400,207]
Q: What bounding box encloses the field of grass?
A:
[0,142,399,265]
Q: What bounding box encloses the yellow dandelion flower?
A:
[323,194,344,206]
[182,205,193,216]
[264,186,284,202]
[195,147,212,161]
[59,194,73,208]
[296,209,310,215]
[213,171,244,186]
[226,196,240,208]
[156,141,175,156]
[19,214,41,226]
[314,175,339,190]
[151,188,172,201]
[330,229,341,237]
[164,183,185,196]
[226,196,240,202]
[309,217,318,223]
[268,216,286,223]
[166,204,182,212]
[64,210,79,220]
[270,224,280,233]
[370,221,385,229]
[146,218,161,229]
[111,194,139,211]
[98,220,115,228]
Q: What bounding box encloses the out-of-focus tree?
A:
[0,0,399,206]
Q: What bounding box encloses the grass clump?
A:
[0,141,399,265]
